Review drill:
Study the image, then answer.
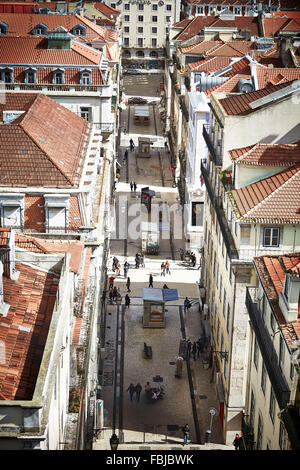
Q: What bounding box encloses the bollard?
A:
[205,429,211,443]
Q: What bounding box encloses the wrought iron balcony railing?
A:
[201,161,239,260]
[245,287,290,410]
[203,124,222,166]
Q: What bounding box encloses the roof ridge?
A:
[242,165,300,218]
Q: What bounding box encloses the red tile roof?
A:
[218,80,296,115]
[0,262,59,400]
[230,141,300,166]
[264,16,300,37]
[0,93,89,187]
[256,67,300,89]
[229,164,300,223]
[0,13,118,42]
[253,253,300,346]
[188,56,232,72]
[94,2,121,16]
[0,36,102,66]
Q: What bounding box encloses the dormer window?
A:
[72,24,86,37]
[25,68,37,84]
[0,68,13,84]
[80,69,92,85]
[33,23,48,36]
[0,22,8,35]
[53,69,65,85]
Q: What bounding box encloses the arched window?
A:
[80,69,92,85]
[53,68,65,85]
[25,67,37,84]
[150,51,158,58]
[136,50,144,58]
[33,23,48,36]
[0,22,8,35]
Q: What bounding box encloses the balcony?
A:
[246,287,290,410]
[3,83,104,95]
[94,122,114,136]
[202,124,222,167]
[201,161,239,260]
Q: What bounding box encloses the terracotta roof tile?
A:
[230,164,300,223]
[230,141,300,166]
[0,93,89,188]
[0,262,59,400]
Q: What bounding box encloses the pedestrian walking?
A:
[182,424,190,446]
[187,339,192,357]
[109,290,114,304]
[130,181,134,191]
[126,276,131,292]
[184,297,191,313]
[165,260,171,275]
[127,383,135,401]
[112,286,118,302]
[135,253,140,269]
[149,273,153,288]
[233,434,241,450]
[192,341,197,361]
[135,383,142,402]
[130,138,135,151]
[133,181,137,192]
[140,252,145,268]
[109,276,115,290]
[161,262,166,276]
[116,261,121,275]
[180,248,184,261]
[125,294,130,308]
[124,149,128,160]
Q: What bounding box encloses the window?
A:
[191,202,204,226]
[80,107,92,122]
[138,3,144,10]
[152,27,157,34]
[257,416,263,450]
[0,68,13,84]
[152,4,158,10]
[263,227,280,247]
[0,194,24,229]
[72,24,86,36]
[123,37,129,46]
[138,15,144,22]
[166,4,172,10]
[284,275,290,300]
[124,26,129,33]
[250,390,255,430]
[124,15,130,22]
[26,70,36,84]
[253,337,259,370]
[33,23,47,35]
[196,5,204,14]
[234,6,242,15]
[269,388,275,423]
[166,16,171,22]
[0,22,8,35]
[152,16,158,22]
[226,304,230,333]
[124,3,130,9]
[261,362,266,395]
[137,38,143,47]
[45,194,69,233]
[111,3,116,8]
[151,38,157,47]
[137,27,143,34]
[80,70,92,85]
[279,335,284,372]
[53,69,64,85]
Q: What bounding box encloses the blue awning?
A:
[163,289,179,301]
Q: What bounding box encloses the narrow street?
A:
[94,74,226,450]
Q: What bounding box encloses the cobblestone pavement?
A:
[93,77,230,450]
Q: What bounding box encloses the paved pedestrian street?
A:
[93,75,231,450]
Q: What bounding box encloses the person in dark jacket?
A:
[182,424,190,446]
[125,294,130,308]
[127,383,135,401]
[135,383,142,402]
[233,434,241,450]
[149,273,153,288]
[126,276,131,292]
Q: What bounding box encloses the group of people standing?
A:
[160,260,171,276]
[135,252,145,268]
[184,337,208,361]
[130,181,137,192]
[179,249,198,267]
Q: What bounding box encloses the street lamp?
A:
[110,433,119,451]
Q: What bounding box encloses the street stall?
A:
[141,221,159,255]
[142,287,178,328]
[138,137,153,157]
[134,105,150,125]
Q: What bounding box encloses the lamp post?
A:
[110,433,119,451]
